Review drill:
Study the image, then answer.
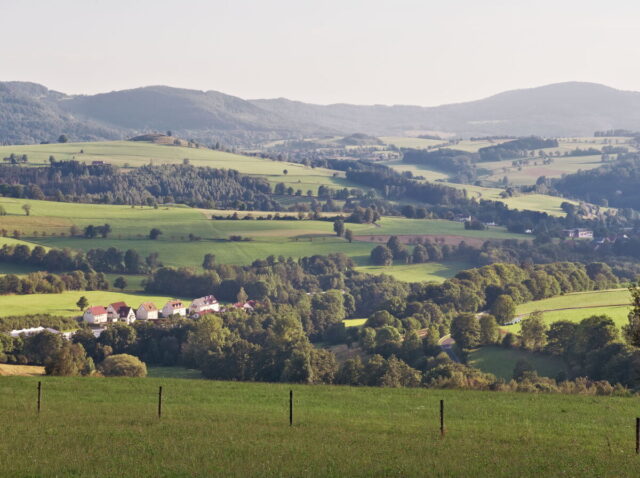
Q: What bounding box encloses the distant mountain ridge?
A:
[2,81,640,145]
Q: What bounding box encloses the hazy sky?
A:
[2,0,639,105]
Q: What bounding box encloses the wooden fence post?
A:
[158,386,163,419]
[289,390,293,426]
[37,381,42,415]
[440,399,445,437]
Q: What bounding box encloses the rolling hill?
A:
[4,81,640,145]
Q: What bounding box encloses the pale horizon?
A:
[2,0,640,106]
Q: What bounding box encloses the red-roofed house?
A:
[107,302,128,322]
[83,306,108,324]
[136,302,159,321]
[161,300,187,318]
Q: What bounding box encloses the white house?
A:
[136,302,159,320]
[9,327,61,338]
[118,306,136,324]
[107,302,128,322]
[188,295,220,315]
[83,306,108,324]
[161,300,187,318]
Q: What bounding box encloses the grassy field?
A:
[0,290,188,318]
[503,289,631,332]
[355,261,470,283]
[468,346,567,380]
[380,160,579,216]
[1,376,639,477]
[0,140,355,190]
[0,199,523,270]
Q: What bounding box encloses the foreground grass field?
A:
[1,376,639,477]
[504,289,631,332]
[468,346,567,380]
[0,290,188,318]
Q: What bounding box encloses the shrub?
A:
[99,354,147,377]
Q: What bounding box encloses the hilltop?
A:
[4,81,640,144]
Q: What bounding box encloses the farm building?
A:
[161,300,187,317]
[83,306,108,324]
[189,295,220,315]
[562,228,594,239]
[136,302,159,320]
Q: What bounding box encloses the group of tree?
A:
[0,243,159,275]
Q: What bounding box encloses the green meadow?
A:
[0,198,524,272]
[0,290,188,318]
[0,140,355,190]
[468,346,568,380]
[1,376,639,477]
[503,289,631,332]
[355,261,470,283]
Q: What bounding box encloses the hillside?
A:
[1,376,638,477]
[4,81,640,145]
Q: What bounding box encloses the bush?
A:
[99,354,147,377]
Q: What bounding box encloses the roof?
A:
[165,300,183,308]
[118,306,135,318]
[109,301,128,311]
[138,302,158,311]
[191,295,218,306]
[87,306,107,315]
[9,327,60,337]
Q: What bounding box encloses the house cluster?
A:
[562,228,594,239]
[82,296,256,325]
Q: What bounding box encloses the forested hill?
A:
[4,80,640,145]
[552,155,640,209]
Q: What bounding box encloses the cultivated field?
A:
[1,376,639,477]
[503,289,631,332]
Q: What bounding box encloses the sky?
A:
[2,0,639,106]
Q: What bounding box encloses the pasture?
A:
[0,290,188,318]
[355,261,470,283]
[503,288,631,332]
[468,346,567,380]
[0,140,354,190]
[380,160,579,216]
[0,198,524,269]
[1,376,640,477]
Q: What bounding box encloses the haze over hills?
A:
[2,80,640,145]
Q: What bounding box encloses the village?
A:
[82,295,257,325]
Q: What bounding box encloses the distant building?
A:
[9,327,61,338]
[91,160,105,165]
[83,306,108,324]
[161,300,187,318]
[231,300,257,312]
[562,228,594,239]
[106,302,128,322]
[136,302,159,320]
[188,295,220,316]
[118,307,136,324]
